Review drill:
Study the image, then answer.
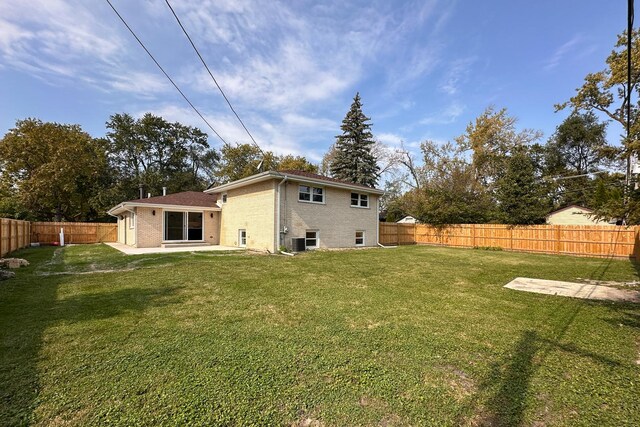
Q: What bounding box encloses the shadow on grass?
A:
[466,297,627,426]
[0,247,181,426]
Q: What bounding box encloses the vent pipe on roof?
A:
[139,184,144,200]
[163,187,167,196]
[147,193,151,198]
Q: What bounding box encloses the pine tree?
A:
[330,93,380,187]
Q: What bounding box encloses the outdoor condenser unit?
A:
[291,238,306,252]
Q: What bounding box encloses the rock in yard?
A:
[0,270,16,281]
[0,258,30,269]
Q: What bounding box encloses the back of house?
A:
[109,170,383,252]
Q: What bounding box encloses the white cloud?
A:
[543,34,584,71]
[420,103,465,125]
[439,56,477,95]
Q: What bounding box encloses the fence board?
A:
[0,218,31,257]
[379,223,640,259]
[30,222,117,245]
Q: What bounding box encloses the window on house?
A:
[355,230,365,246]
[222,193,228,203]
[350,193,369,208]
[299,185,324,203]
[305,230,318,249]
[129,212,136,229]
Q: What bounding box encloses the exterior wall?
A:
[125,211,136,246]
[117,216,126,244]
[280,181,379,249]
[136,207,162,248]
[135,207,221,248]
[219,180,276,251]
[204,211,220,245]
[547,208,609,225]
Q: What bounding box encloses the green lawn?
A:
[1,244,639,426]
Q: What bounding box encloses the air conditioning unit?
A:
[291,237,306,252]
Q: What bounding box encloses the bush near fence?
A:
[0,218,117,257]
[379,223,640,259]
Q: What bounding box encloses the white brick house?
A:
[108,170,384,252]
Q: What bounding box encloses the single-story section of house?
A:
[546,205,613,225]
[108,170,384,252]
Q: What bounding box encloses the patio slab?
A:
[504,277,640,303]
[106,242,243,255]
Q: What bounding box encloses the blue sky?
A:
[0,0,629,162]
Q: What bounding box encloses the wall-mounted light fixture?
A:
[210,212,214,218]
[152,210,156,216]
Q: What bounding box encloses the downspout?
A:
[276,176,288,252]
[376,193,381,245]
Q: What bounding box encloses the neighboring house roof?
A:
[397,215,417,224]
[547,204,594,216]
[206,170,385,195]
[108,191,220,216]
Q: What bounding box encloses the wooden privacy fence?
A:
[31,222,117,245]
[0,218,31,257]
[380,223,640,259]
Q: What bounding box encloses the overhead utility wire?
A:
[164,0,265,155]
[105,0,228,145]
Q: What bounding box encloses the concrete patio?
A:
[106,242,243,255]
[504,277,640,303]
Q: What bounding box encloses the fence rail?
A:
[0,218,31,257]
[31,222,117,245]
[380,223,640,259]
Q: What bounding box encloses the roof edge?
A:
[206,171,385,194]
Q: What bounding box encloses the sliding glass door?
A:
[164,211,203,241]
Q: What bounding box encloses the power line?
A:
[163,0,264,155]
[104,0,228,145]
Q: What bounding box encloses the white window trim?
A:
[350,192,370,209]
[355,230,365,246]
[161,209,206,243]
[298,185,326,205]
[129,212,136,229]
[305,230,319,249]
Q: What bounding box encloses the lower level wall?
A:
[135,207,220,248]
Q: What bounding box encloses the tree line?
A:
[0,113,317,222]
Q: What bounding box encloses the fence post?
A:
[413,224,417,244]
[472,224,476,247]
[509,227,513,250]
[555,225,561,254]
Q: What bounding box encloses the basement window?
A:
[355,230,365,246]
[305,230,319,249]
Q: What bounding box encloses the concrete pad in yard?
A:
[105,242,243,255]
[504,277,640,303]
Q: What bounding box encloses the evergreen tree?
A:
[330,93,380,187]
[495,147,549,224]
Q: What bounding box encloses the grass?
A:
[1,244,639,426]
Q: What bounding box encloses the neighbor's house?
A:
[108,170,384,252]
[397,215,417,224]
[546,205,612,226]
